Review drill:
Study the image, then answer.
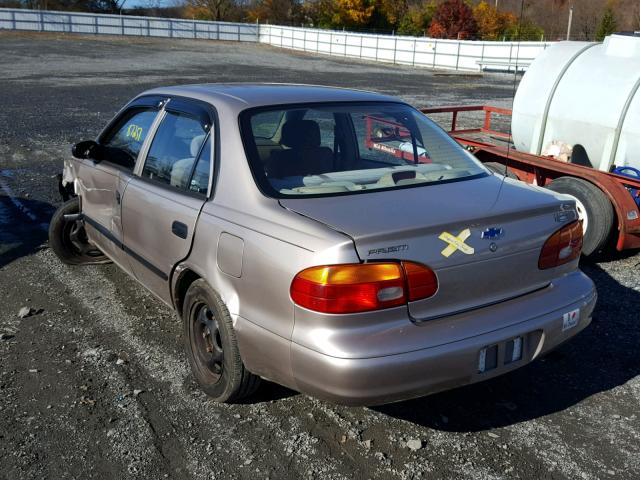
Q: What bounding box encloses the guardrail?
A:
[0,8,552,72]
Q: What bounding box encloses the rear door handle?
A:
[115,190,121,204]
[171,221,188,239]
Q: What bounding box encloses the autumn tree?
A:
[330,0,375,29]
[595,3,617,41]
[246,0,299,24]
[183,0,237,21]
[428,0,478,39]
[473,1,517,40]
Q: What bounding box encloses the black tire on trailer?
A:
[546,176,615,257]
[484,162,519,180]
[48,197,108,265]
[182,279,260,403]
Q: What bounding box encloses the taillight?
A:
[290,262,438,314]
[538,221,583,269]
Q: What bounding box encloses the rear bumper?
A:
[290,271,597,406]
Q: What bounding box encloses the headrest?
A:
[280,120,321,149]
[191,134,206,158]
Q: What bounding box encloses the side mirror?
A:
[72,140,104,161]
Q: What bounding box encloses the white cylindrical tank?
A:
[512,33,640,172]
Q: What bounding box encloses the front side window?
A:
[241,103,488,197]
[142,111,208,190]
[103,109,157,169]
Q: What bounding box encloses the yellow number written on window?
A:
[126,124,144,142]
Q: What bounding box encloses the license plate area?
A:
[478,336,524,373]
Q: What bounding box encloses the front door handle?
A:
[115,190,121,205]
[171,221,188,239]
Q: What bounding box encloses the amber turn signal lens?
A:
[290,262,437,314]
[538,221,583,269]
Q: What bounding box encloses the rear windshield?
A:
[240,102,488,197]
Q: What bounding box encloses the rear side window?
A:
[251,110,285,139]
[142,112,208,190]
[103,109,157,169]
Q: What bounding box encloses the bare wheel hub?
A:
[194,304,224,379]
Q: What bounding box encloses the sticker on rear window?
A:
[562,309,580,331]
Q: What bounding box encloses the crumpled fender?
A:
[58,159,78,201]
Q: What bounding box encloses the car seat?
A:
[266,120,333,178]
[170,134,206,188]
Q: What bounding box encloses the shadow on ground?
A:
[374,264,639,431]
[0,194,55,268]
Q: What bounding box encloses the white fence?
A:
[0,8,259,41]
[260,24,550,72]
[0,8,552,72]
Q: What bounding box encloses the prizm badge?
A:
[368,244,408,256]
[481,227,504,240]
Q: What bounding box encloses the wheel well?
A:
[173,269,201,316]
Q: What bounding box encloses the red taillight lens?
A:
[402,261,439,301]
[538,221,583,269]
[290,262,437,314]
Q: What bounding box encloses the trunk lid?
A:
[280,175,576,321]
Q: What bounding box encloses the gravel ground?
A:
[0,31,639,480]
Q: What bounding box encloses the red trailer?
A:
[421,105,640,257]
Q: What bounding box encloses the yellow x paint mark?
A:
[439,229,475,257]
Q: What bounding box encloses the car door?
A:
[120,98,214,303]
[75,100,162,273]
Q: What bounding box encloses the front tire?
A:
[48,197,108,265]
[546,177,614,257]
[182,280,260,402]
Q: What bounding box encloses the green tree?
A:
[302,0,333,28]
[596,5,617,41]
[506,19,545,41]
[397,1,436,36]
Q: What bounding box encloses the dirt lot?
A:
[0,31,639,480]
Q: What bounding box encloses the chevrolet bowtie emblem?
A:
[481,227,504,240]
[439,229,475,257]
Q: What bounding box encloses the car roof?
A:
[139,83,403,111]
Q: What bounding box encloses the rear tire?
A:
[48,197,108,265]
[546,177,614,257]
[182,280,260,403]
[485,162,519,180]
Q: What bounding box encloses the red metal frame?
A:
[422,105,513,140]
[364,114,418,163]
[421,105,640,252]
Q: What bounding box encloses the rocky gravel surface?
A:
[1,31,639,480]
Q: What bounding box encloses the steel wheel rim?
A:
[565,194,589,235]
[65,220,103,257]
[192,303,224,382]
